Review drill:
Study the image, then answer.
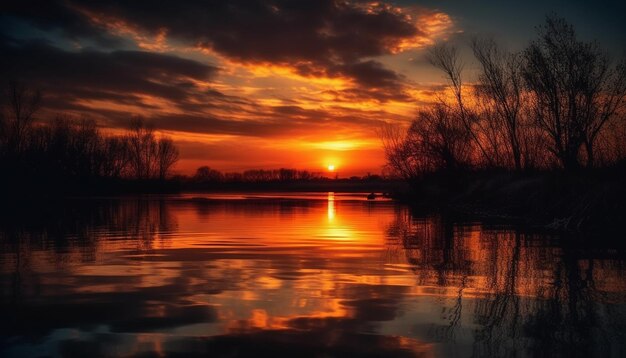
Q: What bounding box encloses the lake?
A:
[1,192,625,357]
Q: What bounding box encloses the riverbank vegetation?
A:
[382,15,626,231]
[0,84,179,196]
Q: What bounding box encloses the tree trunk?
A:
[584,139,595,168]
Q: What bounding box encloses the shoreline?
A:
[2,170,624,234]
[393,168,626,234]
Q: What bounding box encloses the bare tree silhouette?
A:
[384,15,626,178]
[472,37,526,170]
[157,137,179,181]
[1,80,41,155]
[428,44,493,167]
[522,15,626,169]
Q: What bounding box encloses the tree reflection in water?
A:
[0,199,177,307]
[386,208,626,357]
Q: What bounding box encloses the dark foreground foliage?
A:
[397,163,626,233]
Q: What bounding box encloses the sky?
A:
[1,0,624,176]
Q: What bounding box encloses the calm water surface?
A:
[1,192,625,357]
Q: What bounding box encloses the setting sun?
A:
[327,164,335,172]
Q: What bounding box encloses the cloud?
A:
[0,37,217,95]
[70,0,427,61]
[3,0,454,91]
[334,60,405,88]
[0,36,225,121]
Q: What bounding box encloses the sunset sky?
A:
[2,0,624,175]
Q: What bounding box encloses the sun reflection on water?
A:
[327,191,335,222]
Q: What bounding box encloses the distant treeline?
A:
[178,166,392,192]
[382,15,626,178]
[184,166,384,184]
[0,82,179,194]
[190,166,324,183]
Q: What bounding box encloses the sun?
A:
[327,164,335,172]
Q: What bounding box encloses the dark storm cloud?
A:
[0,37,217,95]
[325,60,411,101]
[2,0,426,91]
[67,0,419,62]
[335,60,405,88]
[0,36,221,116]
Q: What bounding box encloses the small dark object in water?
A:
[367,193,376,200]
